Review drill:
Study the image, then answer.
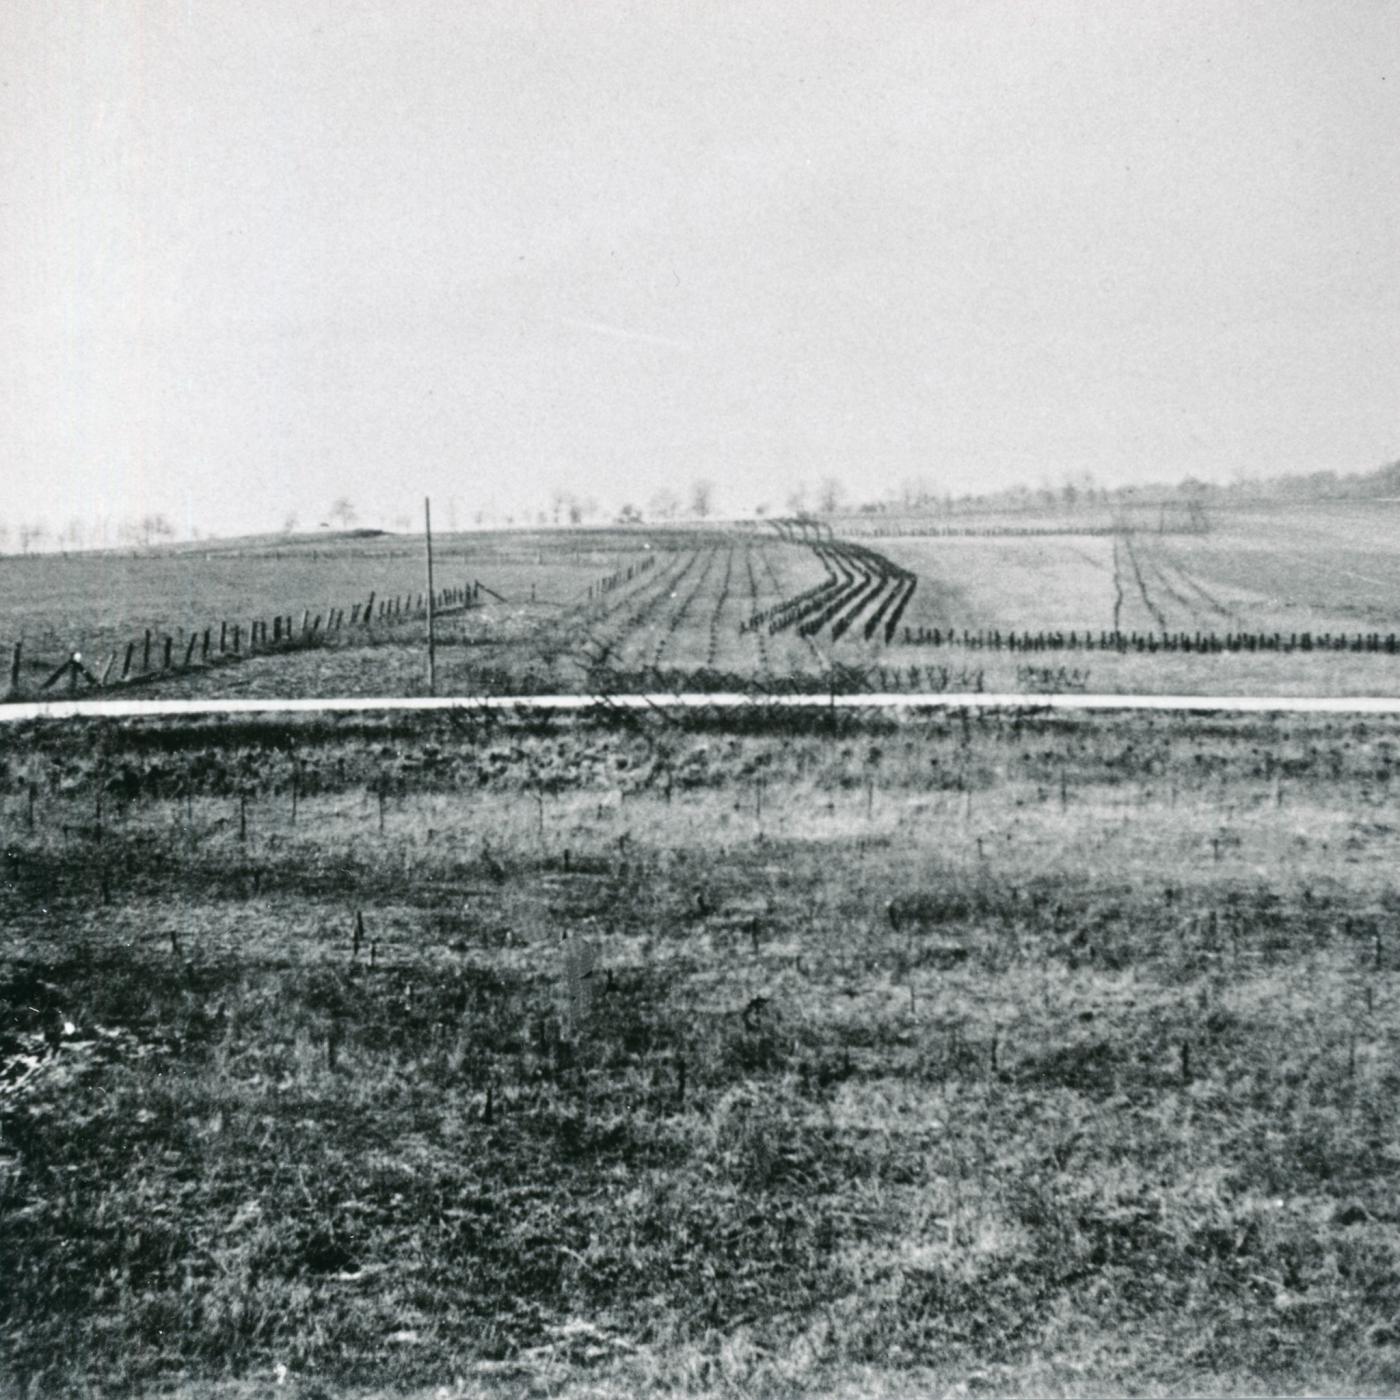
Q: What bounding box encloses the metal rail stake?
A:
[424,496,437,696]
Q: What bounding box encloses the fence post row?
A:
[893,626,1400,655]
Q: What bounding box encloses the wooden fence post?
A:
[183,635,197,668]
[122,641,134,679]
[163,636,174,669]
[8,640,20,696]
[143,630,152,672]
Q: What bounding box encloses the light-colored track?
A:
[4,691,1400,723]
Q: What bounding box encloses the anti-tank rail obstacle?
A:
[585,553,656,603]
[742,535,917,645]
[1,579,495,701]
[899,626,1400,655]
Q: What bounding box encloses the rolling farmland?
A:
[5,500,1400,703]
[885,501,1400,643]
[6,502,1400,1396]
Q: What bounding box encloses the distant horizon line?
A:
[0,451,1396,554]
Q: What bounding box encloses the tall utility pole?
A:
[424,496,437,695]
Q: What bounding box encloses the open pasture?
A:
[880,500,1400,642]
[871,501,1400,694]
[7,501,1400,701]
[0,529,658,693]
[3,705,1400,1396]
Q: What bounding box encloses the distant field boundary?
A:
[6,691,1400,724]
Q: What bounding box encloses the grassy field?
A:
[5,705,1400,1396]
[6,501,1400,699]
[0,528,655,682]
[883,501,1400,642]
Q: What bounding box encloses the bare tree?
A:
[140,514,174,547]
[647,488,681,520]
[18,520,49,553]
[817,476,845,514]
[785,482,810,515]
[897,476,933,509]
[328,497,358,529]
[282,511,299,534]
[689,478,716,519]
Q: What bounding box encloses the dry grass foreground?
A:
[3,705,1400,1397]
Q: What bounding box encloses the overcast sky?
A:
[3,0,1398,536]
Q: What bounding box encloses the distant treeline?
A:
[854,457,1400,519]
